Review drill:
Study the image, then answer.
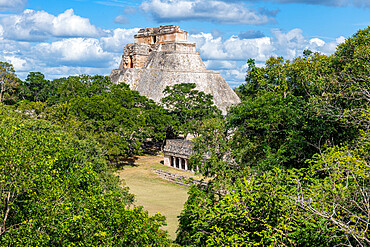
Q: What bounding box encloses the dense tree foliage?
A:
[0,62,18,104]
[177,171,344,246]
[68,83,170,158]
[178,27,370,246]
[0,114,170,246]
[18,72,52,102]
[162,83,221,137]
[297,127,370,246]
[3,74,172,161]
[0,72,176,244]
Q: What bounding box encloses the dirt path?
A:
[115,155,190,240]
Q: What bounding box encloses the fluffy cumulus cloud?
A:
[100,28,139,52]
[189,29,345,86]
[0,8,142,78]
[189,33,274,61]
[0,9,102,41]
[0,27,139,78]
[193,28,345,62]
[33,38,113,67]
[0,7,145,79]
[140,0,277,24]
[0,0,26,12]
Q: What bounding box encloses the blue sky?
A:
[0,0,369,87]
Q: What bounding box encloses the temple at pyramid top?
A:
[134,25,188,44]
[110,25,240,114]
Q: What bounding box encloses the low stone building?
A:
[163,139,193,171]
[110,25,240,114]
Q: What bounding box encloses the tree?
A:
[178,26,370,246]
[176,169,342,246]
[228,49,361,171]
[313,27,370,129]
[0,116,170,246]
[189,118,236,183]
[162,83,221,137]
[50,75,113,104]
[19,72,51,102]
[0,62,18,103]
[295,126,370,246]
[68,83,170,159]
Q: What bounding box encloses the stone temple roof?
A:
[163,139,193,159]
[135,25,186,38]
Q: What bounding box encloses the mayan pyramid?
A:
[110,25,240,113]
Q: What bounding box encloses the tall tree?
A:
[162,83,221,137]
[19,72,51,102]
[0,116,170,246]
[0,62,18,103]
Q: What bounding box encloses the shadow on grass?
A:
[113,156,139,169]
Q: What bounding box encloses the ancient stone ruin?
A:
[163,139,193,171]
[110,25,240,114]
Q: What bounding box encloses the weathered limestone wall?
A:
[152,168,208,187]
[120,43,151,69]
[164,155,171,166]
[144,43,206,71]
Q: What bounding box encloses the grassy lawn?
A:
[115,155,193,240]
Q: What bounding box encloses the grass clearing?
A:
[115,155,191,240]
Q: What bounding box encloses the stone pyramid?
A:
[110,25,240,114]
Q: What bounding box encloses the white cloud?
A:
[204,60,236,70]
[189,33,228,59]
[33,38,112,67]
[0,9,101,41]
[336,36,346,44]
[188,28,346,87]
[0,0,26,12]
[271,28,306,58]
[140,0,277,24]
[51,9,101,37]
[189,33,274,61]
[224,36,274,61]
[0,24,3,39]
[309,38,325,47]
[3,55,29,71]
[0,26,142,78]
[101,28,139,52]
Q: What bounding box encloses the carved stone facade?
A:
[119,43,150,69]
[110,25,240,114]
[163,139,194,171]
[134,25,188,45]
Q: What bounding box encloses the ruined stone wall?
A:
[120,43,151,69]
[144,43,206,72]
[152,168,208,187]
[157,42,196,53]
